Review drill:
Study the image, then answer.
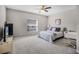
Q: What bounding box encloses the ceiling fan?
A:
[40,5,52,12]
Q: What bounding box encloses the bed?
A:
[39,27,64,43]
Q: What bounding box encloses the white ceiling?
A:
[6,5,77,16]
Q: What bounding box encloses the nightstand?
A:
[64,32,77,39]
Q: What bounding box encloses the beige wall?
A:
[76,6,79,53]
[6,8,48,37]
[48,8,77,31]
[6,7,78,36]
[0,6,6,28]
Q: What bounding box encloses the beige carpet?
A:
[12,35,76,54]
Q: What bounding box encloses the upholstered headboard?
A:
[48,27,63,32]
[55,27,61,32]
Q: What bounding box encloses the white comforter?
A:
[39,30,54,43]
[39,30,63,43]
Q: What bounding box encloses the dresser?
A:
[64,32,77,39]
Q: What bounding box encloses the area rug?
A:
[54,38,76,49]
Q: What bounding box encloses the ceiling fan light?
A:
[40,10,45,14]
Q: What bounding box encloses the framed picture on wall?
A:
[55,19,61,25]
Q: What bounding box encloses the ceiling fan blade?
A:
[45,7,51,9]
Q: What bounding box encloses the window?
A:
[27,19,38,32]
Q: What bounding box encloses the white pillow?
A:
[51,27,56,32]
